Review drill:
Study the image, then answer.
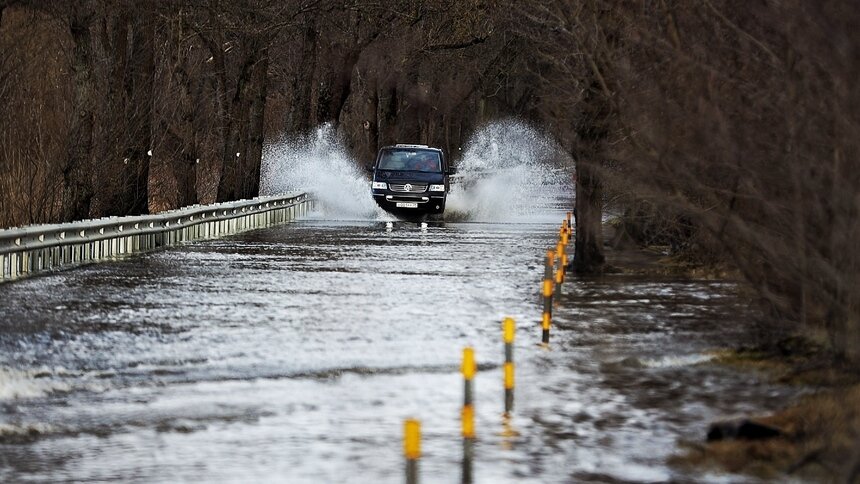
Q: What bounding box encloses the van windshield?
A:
[377,149,442,172]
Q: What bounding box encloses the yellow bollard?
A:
[461,406,475,484]
[542,251,554,344]
[462,347,476,406]
[504,362,514,391]
[555,241,565,296]
[404,419,421,484]
[462,348,476,378]
[460,347,476,483]
[502,317,515,414]
[503,317,515,344]
[461,404,475,439]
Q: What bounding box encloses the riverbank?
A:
[604,243,860,481]
[674,343,860,481]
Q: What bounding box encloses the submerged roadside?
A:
[597,236,860,482]
[674,344,860,481]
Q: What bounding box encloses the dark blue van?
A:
[370,144,454,216]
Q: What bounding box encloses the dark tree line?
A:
[0,0,322,223]
[512,0,860,364]
[1,0,531,222]
[1,1,857,362]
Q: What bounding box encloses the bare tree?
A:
[507,1,621,273]
[89,1,155,216]
[61,1,96,221]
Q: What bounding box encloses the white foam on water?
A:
[260,120,573,223]
[0,366,70,400]
[641,353,715,368]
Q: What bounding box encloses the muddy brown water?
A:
[0,218,801,483]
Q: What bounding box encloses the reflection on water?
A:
[0,219,799,483]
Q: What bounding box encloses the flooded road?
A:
[0,216,799,483]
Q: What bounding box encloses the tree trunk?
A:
[242,47,269,198]
[572,74,610,274]
[62,6,95,222]
[171,60,198,209]
[376,82,397,147]
[286,22,317,135]
[121,9,154,214]
[155,19,197,209]
[97,8,153,216]
[217,38,264,202]
[574,160,605,273]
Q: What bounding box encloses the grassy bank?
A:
[673,343,860,481]
[602,240,860,481]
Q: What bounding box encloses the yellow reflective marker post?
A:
[461,404,475,439]
[503,317,515,344]
[504,363,514,390]
[461,348,476,483]
[404,419,421,484]
[462,347,476,405]
[461,347,477,438]
[502,317,515,414]
[461,404,475,484]
[542,251,554,345]
[555,241,565,297]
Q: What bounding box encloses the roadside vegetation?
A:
[1,1,857,478]
[673,346,860,481]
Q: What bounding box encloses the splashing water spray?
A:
[447,119,572,223]
[260,124,389,220]
[260,120,572,223]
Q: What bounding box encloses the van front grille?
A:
[389,183,427,193]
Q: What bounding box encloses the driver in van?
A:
[413,154,438,172]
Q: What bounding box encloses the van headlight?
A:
[372,181,387,189]
[429,184,445,192]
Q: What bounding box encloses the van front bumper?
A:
[372,191,446,214]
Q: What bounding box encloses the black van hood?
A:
[374,170,444,183]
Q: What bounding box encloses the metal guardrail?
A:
[0,192,316,282]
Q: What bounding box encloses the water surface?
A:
[0,218,798,483]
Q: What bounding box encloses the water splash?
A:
[447,119,572,223]
[0,366,70,400]
[260,124,388,220]
[260,120,572,222]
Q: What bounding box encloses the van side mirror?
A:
[366,165,374,173]
[447,166,457,175]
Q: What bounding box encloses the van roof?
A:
[384,144,442,152]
